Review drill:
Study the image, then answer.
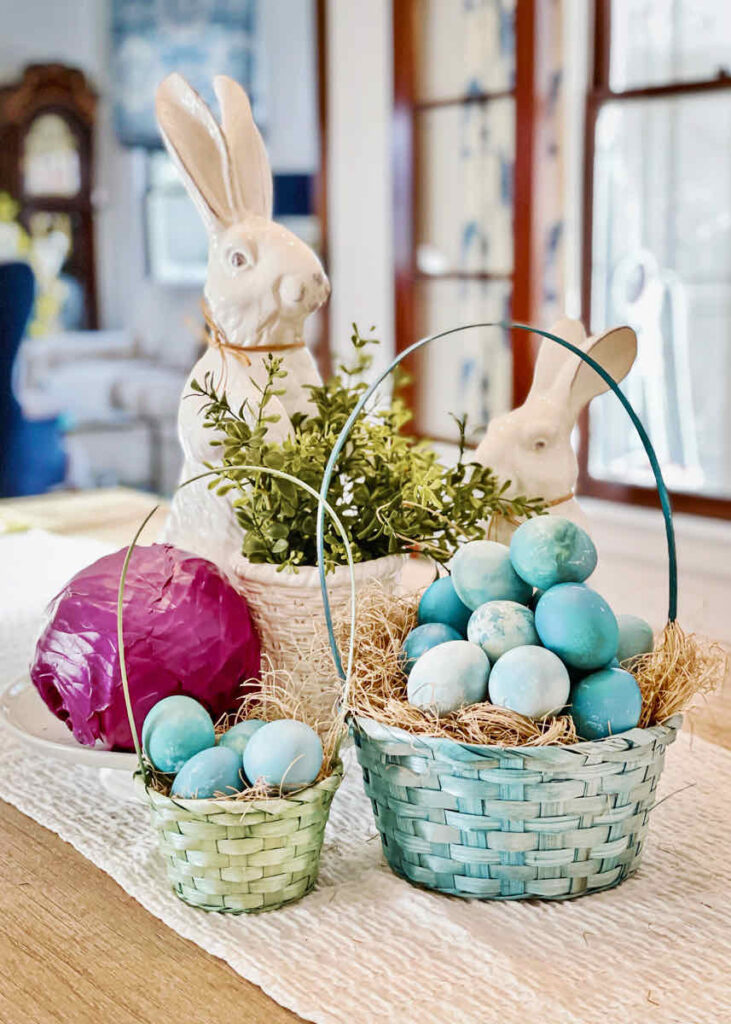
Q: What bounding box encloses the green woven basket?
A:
[316,321,685,901]
[117,467,358,913]
[137,764,342,912]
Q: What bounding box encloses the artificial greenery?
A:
[192,327,545,572]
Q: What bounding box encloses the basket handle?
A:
[116,466,359,782]
[317,320,678,682]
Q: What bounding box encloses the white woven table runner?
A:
[1,531,730,1024]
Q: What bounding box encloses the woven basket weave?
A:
[352,717,680,900]
[315,321,688,902]
[117,467,360,914]
[230,553,406,674]
[139,762,342,912]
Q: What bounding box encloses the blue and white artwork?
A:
[111,0,260,148]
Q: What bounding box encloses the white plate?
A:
[0,676,138,772]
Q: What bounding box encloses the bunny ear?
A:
[565,325,638,417]
[214,75,273,220]
[528,317,587,397]
[155,73,235,233]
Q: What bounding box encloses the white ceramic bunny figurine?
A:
[475,317,637,544]
[155,73,330,569]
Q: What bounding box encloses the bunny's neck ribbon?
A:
[202,301,305,361]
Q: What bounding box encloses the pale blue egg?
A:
[400,622,463,673]
[407,640,490,717]
[616,614,654,663]
[509,516,597,590]
[417,576,472,636]
[171,746,244,799]
[217,719,266,756]
[451,540,532,611]
[143,696,215,774]
[535,583,618,671]
[467,600,539,662]
[243,720,324,792]
[570,667,642,740]
[488,646,570,719]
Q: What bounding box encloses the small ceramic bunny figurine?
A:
[155,73,330,568]
[475,317,637,544]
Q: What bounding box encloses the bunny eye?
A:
[230,250,250,269]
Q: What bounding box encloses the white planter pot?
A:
[229,553,408,676]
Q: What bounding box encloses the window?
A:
[582,0,731,516]
[393,0,562,445]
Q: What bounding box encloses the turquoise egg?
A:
[400,622,463,673]
[488,645,570,719]
[243,719,323,792]
[143,695,215,774]
[418,575,472,636]
[451,540,532,611]
[171,746,244,799]
[467,600,539,662]
[407,640,490,717]
[616,614,654,663]
[217,719,266,756]
[509,516,597,590]
[570,667,642,740]
[535,583,618,671]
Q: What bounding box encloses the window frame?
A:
[393,0,546,438]
[579,0,731,519]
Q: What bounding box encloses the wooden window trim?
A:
[580,0,731,519]
[393,0,543,432]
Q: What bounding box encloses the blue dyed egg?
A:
[407,640,490,717]
[535,584,618,671]
[243,719,323,792]
[171,745,244,799]
[400,622,463,673]
[509,516,597,590]
[418,575,472,636]
[570,667,642,740]
[217,719,266,756]
[451,540,532,611]
[488,646,570,719]
[143,695,215,774]
[467,600,539,662]
[616,614,654,663]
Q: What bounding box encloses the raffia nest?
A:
[309,581,727,748]
[145,654,345,801]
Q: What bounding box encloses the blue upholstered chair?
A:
[0,262,67,497]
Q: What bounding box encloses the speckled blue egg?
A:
[171,745,244,799]
[418,575,472,636]
[570,667,642,740]
[488,646,570,719]
[509,516,598,590]
[467,600,539,662]
[243,720,323,792]
[616,614,654,663]
[143,695,215,774]
[400,622,463,673]
[217,719,266,756]
[451,540,532,611]
[535,583,618,671]
[407,640,490,717]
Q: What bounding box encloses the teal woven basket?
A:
[316,321,684,901]
[351,716,679,899]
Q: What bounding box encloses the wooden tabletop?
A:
[0,488,728,1024]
